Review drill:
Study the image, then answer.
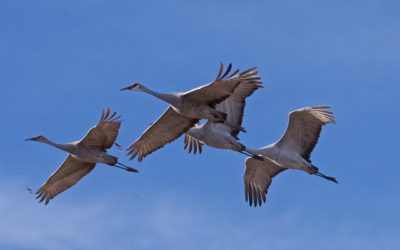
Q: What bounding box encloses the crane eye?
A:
[132,83,139,88]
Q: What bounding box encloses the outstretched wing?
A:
[244,157,286,207]
[276,106,335,162]
[35,155,96,205]
[207,68,263,137]
[128,107,198,161]
[183,133,204,154]
[183,63,259,107]
[79,107,121,150]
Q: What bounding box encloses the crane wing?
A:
[244,157,286,207]
[207,70,263,137]
[183,63,260,107]
[79,107,121,150]
[276,106,335,162]
[128,107,198,161]
[183,133,204,154]
[35,155,96,205]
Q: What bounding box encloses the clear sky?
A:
[1,0,399,249]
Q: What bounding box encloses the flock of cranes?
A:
[27,63,337,206]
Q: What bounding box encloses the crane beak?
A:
[120,85,132,91]
[25,137,37,141]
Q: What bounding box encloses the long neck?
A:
[42,138,76,154]
[141,86,179,106]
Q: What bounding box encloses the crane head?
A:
[25,135,46,142]
[120,82,141,91]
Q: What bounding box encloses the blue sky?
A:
[1,0,399,249]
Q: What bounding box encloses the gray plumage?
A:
[244,106,337,207]
[183,67,263,157]
[26,108,138,205]
[121,63,259,161]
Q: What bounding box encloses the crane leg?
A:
[115,162,139,173]
[314,171,338,183]
[238,151,263,161]
[238,151,253,157]
[309,164,337,183]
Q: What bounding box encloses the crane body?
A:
[26,108,137,205]
[243,106,337,207]
[121,63,260,161]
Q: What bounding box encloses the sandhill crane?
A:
[183,67,264,158]
[25,108,138,205]
[243,106,337,207]
[121,63,260,161]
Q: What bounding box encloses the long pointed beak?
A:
[120,85,132,91]
[25,137,36,141]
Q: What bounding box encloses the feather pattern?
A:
[207,67,262,137]
[126,63,256,161]
[80,107,121,150]
[244,157,286,207]
[30,108,129,205]
[184,133,204,154]
[128,107,198,161]
[183,63,259,107]
[35,155,96,205]
[183,66,263,154]
[276,106,335,162]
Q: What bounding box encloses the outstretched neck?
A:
[141,86,179,106]
[42,138,76,154]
